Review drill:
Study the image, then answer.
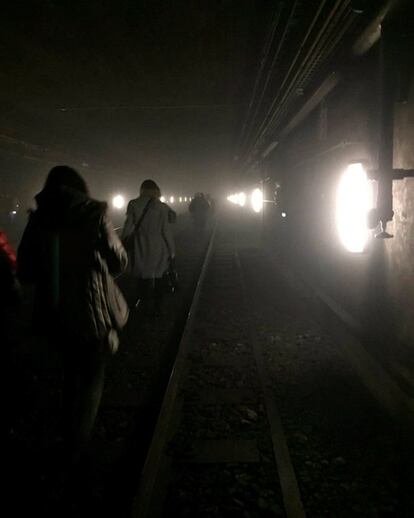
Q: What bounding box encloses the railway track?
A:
[10,214,410,517]
[132,219,306,518]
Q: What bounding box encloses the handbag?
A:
[95,214,130,355]
[162,257,178,294]
[103,271,129,355]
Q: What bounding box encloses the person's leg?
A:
[154,278,164,316]
[141,278,155,315]
[63,343,82,464]
[75,341,106,447]
[135,277,143,308]
[63,339,106,464]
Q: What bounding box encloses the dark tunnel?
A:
[2,1,414,517]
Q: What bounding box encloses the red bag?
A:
[0,231,16,272]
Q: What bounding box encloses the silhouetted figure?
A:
[17,165,128,465]
[205,193,215,214]
[189,192,210,232]
[167,206,177,224]
[122,179,175,316]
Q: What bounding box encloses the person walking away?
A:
[205,194,215,214]
[122,179,175,316]
[189,192,210,233]
[17,165,128,465]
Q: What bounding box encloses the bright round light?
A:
[281,212,286,218]
[112,194,125,210]
[238,192,246,207]
[160,196,166,203]
[184,197,187,202]
[336,163,374,253]
[170,196,175,203]
[250,188,263,213]
[179,197,182,203]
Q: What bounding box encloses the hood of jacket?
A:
[34,186,106,229]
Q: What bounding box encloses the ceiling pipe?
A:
[352,0,399,56]
[279,72,340,138]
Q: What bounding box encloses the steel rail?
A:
[131,220,218,518]
[235,249,306,518]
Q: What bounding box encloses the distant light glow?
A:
[179,197,182,203]
[112,194,125,210]
[281,212,286,218]
[238,192,246,207]
[11,210,17,215]
[160,196,166,203]
[336,163,374,253]
[251,188,263,213]
[227,192,247,207]
[170,196,175,203]
[184,197,187,202]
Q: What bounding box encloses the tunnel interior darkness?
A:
[1,1,414,390]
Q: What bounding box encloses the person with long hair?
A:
[17,165,128,465]
[122,179,175,315]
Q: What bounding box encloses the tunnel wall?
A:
[264,50,414,389]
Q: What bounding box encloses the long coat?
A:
[122,196,175,279]
[17,187,128,344]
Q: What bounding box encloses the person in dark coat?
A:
[17,165,128,464]
[122,179,175,315]
[189,192,210,232]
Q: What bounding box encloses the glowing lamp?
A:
[238,192,246,207]
[112,194,125,210]
[250,188,263,213]
[336,163,374,253]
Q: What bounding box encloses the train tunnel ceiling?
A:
[0,0,385,191]
[239,0,387,167]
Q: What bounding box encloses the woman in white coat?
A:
[122,179,175,315]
